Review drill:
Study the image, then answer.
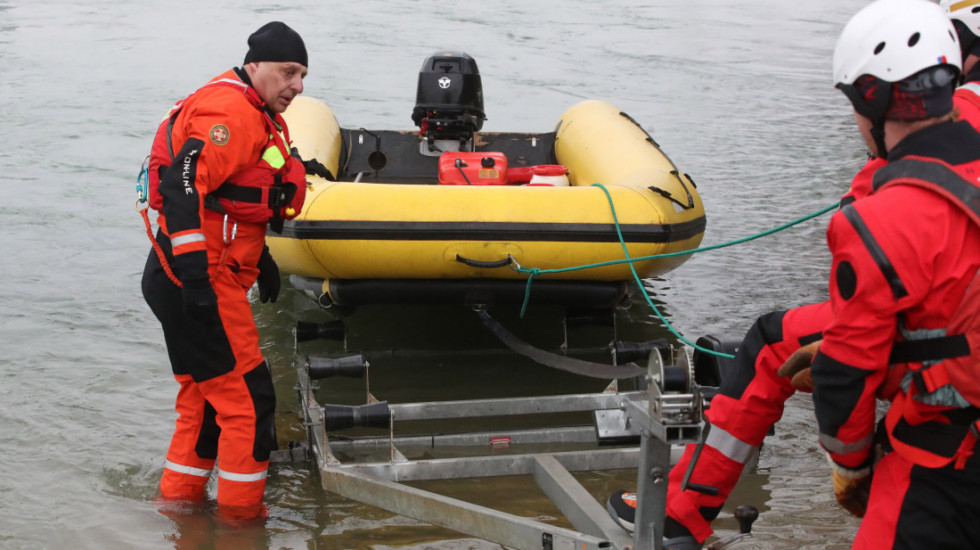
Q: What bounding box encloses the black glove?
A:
[256,246,280,303]
[181,277,219,323]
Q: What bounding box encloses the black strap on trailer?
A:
[476,309,646,379]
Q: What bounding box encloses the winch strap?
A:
[476,309,646,379]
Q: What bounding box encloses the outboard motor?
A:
[411,50,486,154]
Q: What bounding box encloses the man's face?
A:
[249,61,307,113]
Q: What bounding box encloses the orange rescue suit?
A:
[141,68,304,522]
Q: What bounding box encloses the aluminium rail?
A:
[286,348,706,550]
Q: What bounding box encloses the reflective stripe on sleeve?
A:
[818,432,874,455]
[170,230,207,255]
[170,231,205,248]
[217,468,268,483]
[705,424,757,464]
[164,460,212,478]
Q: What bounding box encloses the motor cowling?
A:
[412,51,486,145]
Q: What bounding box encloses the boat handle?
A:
[648,169,695,210]
[455,254,513,269]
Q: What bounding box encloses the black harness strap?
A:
[210,183,264,203]
[889,334,971,364]
[871,159,980,365]
[872,159,980,221]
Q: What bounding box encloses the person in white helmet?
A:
[810,0,980,547]
[608,1,980,547]
[944,0,980,121]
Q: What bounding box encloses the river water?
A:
[1,1,872,548]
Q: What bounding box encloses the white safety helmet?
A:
[834,0,961,156]
[942,0,980,58]
[834,0,960,87]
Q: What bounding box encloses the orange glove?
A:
[776,340,821,392]
[831,462,872,518]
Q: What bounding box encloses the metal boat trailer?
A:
[273,337,757,550]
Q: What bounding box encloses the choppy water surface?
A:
[1,1,870,548]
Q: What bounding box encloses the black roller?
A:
[307,354,366,379]
[613,339,670,364]
[735,505,759,534]
[692,334,740,388]
[323,401,391,431]
[295,320,345,342]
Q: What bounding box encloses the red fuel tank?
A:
[438,152,508,185]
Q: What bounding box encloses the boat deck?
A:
[338,128,557,183]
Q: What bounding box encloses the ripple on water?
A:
[2,0,879,548]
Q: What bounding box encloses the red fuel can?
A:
[438,152,508,185]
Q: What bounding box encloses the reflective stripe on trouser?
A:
[160,364,275,509]
[853,450,980,549]
[160,374,219,501]
[666,302,833,542]
[143,232,276,512]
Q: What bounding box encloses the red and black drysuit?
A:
[813,120,980,549]
[664,88,980,543]
[662,156,881,542]
[141,67,305,520]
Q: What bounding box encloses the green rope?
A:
[514,183,838,359]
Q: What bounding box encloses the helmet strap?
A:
[839,78,892,159]
[870,121,889,160]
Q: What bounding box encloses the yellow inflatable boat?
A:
[268,51,705,309]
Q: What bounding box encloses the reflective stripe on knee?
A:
[217,468,268,482]
[164,460,212,478]
[705,425,757,464]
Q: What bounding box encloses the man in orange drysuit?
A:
[141,21,309,522]
[608,3,980,548]
[813,0,980,547]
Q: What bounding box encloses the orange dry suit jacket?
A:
[148,68,306,285]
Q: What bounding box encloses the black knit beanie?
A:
[243,21,308,67]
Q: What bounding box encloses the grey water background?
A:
[1,0,872,548]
